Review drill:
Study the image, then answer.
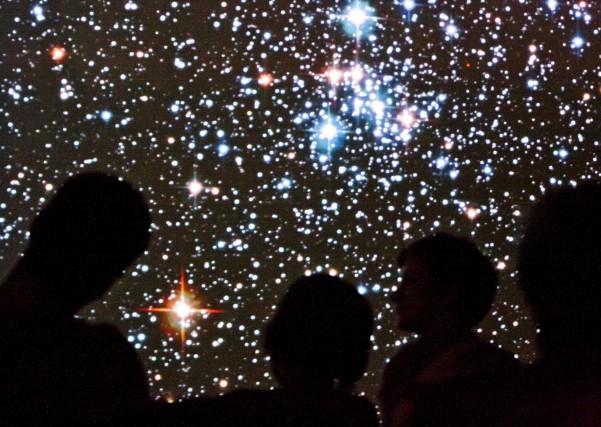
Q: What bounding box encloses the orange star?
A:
[141,267,222,352]
[50,46,67,63]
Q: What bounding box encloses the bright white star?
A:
[348,7,367,26]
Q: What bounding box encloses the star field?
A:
[2,0,600,400]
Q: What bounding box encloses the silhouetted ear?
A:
[447,279,462,301]
[446,278,479,329]
[431,277,459,300]
[447,280,463,316]
[438,279,462,316]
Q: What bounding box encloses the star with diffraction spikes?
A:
[141,268,223,353]
[50,46,67,63]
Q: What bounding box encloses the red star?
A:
[141,267,222,352]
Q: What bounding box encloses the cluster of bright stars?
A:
[241,2,423,157]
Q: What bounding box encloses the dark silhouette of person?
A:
[160,273,378,427]
[379,233,517,427]
[264,273,374,394]
[0,172,151,424]
[509,183,601,425]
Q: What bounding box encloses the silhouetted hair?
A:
[397,233,497,328]
[22,172,151,306]
[519,183,601,353]
[265,274,373,392]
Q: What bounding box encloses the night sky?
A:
[1,0,599,401]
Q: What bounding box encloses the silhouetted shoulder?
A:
[145,390,377,427]
[0,316,148,423]
[423,363,601,426]
[407,357,523,426]
[213,389,378,427]
[502,363,601,427]
[80,323,149,403]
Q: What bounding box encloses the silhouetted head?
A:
[265,273,373,393]
[21,172,151,313]
[393,233,497,335]
[519,183,601,359]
